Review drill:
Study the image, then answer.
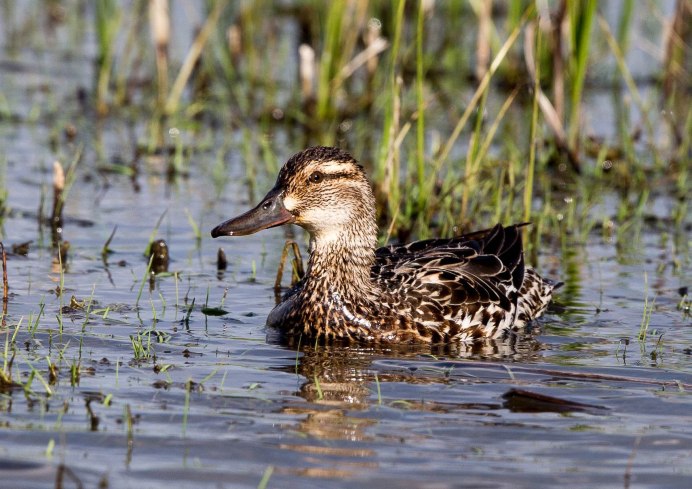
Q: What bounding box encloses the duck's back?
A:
[373,224,551,341]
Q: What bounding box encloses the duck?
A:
[211,146,558,343]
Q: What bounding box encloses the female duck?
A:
[211,146,557,343]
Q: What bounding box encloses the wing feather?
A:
[372,224,525,327]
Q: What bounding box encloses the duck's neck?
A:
[303,223,379,302]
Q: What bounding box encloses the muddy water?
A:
[2,7,692,489]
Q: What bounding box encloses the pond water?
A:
[1,3,691,489]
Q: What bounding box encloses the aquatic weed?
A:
[374,373,382,405]
[135,254,155,308]
[257,466,274,489]
[95,0,121,115]
[182,378,192,436]
[566,0,597,152]
[638,272,656,342]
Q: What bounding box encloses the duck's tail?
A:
[514,268,561,328]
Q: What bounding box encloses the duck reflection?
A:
[273,335,541,478]
[282,336,541,405]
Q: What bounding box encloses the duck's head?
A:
[211,147,376,242]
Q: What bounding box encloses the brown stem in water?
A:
[1,242,7,326]
[216,247,227,271]
[51,161,65,246]
[55,463,84,489]
[275,240,304,290]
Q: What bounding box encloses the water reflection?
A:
[272,336,545,477]
[274,345,382,478]
[282,335,544,401]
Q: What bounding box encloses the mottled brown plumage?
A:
[212,146,558,344]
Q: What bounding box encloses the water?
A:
[1,3,691,489]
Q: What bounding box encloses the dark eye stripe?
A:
[320,172,351,181]
[308,171,351,184]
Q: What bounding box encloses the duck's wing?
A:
[376,223,529,263]
[373,224,526,335]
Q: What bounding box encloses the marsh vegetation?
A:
[0,1,690,487]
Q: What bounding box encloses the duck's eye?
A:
[308,171,323,184]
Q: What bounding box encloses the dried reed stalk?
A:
[1,242,7,314]
[524,21,580,172]
[51,161,65,236]
[475,0,492,81]
[299,44,315,104]
[166,1,224,114]
[149,0,170,112]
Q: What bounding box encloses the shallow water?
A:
[1,3,691,489]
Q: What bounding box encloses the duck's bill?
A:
[211,188,295,238]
